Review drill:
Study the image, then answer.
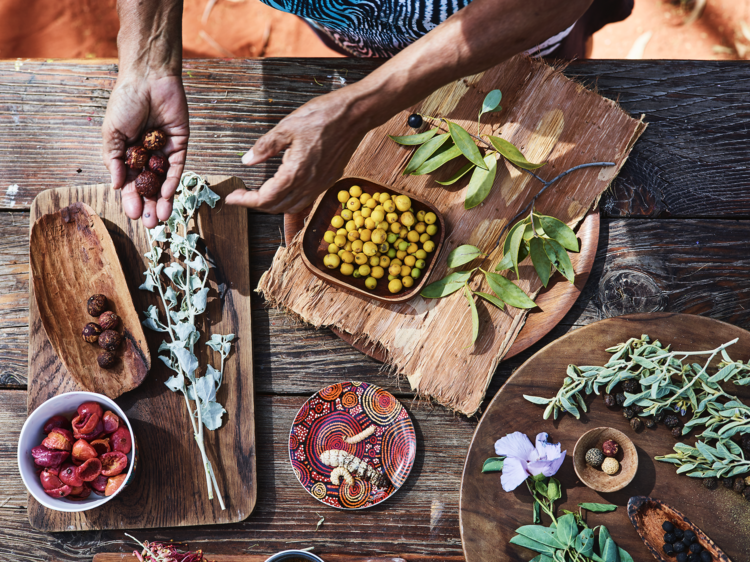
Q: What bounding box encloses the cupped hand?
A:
[102,75,189,228]
[226,90,369,215]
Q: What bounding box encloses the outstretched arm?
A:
[227,0,592,214]
[103,0,189,228]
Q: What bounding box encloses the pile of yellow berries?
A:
[322,185,439,294]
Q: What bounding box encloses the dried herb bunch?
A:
[127,533,205,562]
[525,335,750,481]
[139,171,234,509]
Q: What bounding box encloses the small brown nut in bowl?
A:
[573,426,638,493]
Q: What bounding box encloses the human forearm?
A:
[345,0,592,131]
[117,0,184,78]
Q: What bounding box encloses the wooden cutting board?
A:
[27,176,256,531]
[94,554,464,562]
[460,312,750,561]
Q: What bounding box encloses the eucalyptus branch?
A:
[139,171,233,509]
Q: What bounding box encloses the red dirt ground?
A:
[0,0,746,61]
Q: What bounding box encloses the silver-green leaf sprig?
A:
[389,90,615,209]
[140,171,233,510]
[525,334,750,481]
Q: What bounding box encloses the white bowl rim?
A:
[264,550,325,562]
[17,390,136,512]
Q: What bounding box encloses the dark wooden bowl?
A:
[628,496,731,562]
[573,426,638,493]
[300,177,446,303]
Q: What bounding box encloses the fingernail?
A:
[241,148,255,165]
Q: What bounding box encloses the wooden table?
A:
[1,58,749,561]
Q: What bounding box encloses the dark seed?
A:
[743,487,750,501]
[630,417,644,432]
[407,114,423,128]
[622,379,639,393]
[655,410,666,423]
[734,477,746,494]
[615,392,627,406]
[603,394,616,407]
[665,414,681,429]
[703,477,718,490]
[723,477,734,489]
[662,521,675,532]
[623,407,636,420]
[664,532,676,544]
[646,418,656,429]
[672,426,683,438]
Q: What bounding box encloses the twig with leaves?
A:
[139,171,234,509]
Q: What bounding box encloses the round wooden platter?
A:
[459,312,750,562]
[284,206,600,361]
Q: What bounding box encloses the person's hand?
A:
[102,75,189,228]
[226,90,369,215]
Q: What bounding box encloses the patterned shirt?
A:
[259,0,573,58]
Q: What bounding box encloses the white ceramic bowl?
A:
[264,551,324,562]
[17,391,137,512]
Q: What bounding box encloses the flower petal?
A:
[527,449,567,477]
[495,432,534,460]
[534,432,562,461]
[500,456,530,492]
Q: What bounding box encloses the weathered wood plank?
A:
[4,214,750,398]
[0,389,469,560]
[2,60,750,219]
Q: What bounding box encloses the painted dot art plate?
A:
[289,381,417,509]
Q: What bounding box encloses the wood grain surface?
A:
[460,313,750,562]
[94,554,465,562]
[26,177,256,531]
[29,201,150,398]
[1,59,750,561]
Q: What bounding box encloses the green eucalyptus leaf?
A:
[524,395,553,405]
[529,236,552,287]
[578,503,617,513]
[448,121,488,170]
[465,153,498,209]
[509,219,527,278]
[496,242,529,272]
[479,89,503,121]
[404,133,450,174]
[488,135,546,170]
[544,238,575,283]
[388,129,437,145]
[475,291,505,310]
[421,271,473,298]
[413,144,463,175]
[448,245,484,268]
[464,285,479,345]
[538,215,579,252]
[481,457,505,472]
[484,271,537,309]
[436,162,475,185]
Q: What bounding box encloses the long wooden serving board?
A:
[94,554,465,562]
[27,177,256,531]
[460,312,750,561]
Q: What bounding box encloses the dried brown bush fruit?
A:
[82,323,102,343]
[135,170,162,198]
[98,330,122,352]
[148,154,169,175]
[98,311,119,330]
[142,129,167,151]
[97,351,117,368]
[126,146,150,169]
[87,294,108,317]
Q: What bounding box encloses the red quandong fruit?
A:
[111,426,132,454]
[43,415,71,433]
[39,469,63,491]
[104,474,127,497]
[100,451,128,477]
[42,428,74,451]
[44,484,72,498]
[90,438,111,456]
[31,445,70,468]
[72,439,98,463]
[90,474,108,494]
[102,411,120,434]
[59,463,84,487]
[78,458,103,482]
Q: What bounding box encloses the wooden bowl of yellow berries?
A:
[301,177,445,303]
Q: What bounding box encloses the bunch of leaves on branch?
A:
[139,171,234,509]
[419,211,580,345]
[524,334,750,483]
[482,431,632,562]
[390,90,614,211]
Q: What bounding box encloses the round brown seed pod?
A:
[98,330,122,352]
[142,129,167,151]
[98,311,119,331]
[148,154,169,176]
[601,457,619,475]
[97,351,117,368]
[602,439,619,457]
[82,323,102,343]
[135,170,162,198]
[87,294,107,317]
[125,146,150,169]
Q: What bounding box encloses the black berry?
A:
[672,426,684,438]
[673,541,687,553]
[686,555,698,562]
[700,551,712,562]
[646,418,656,429]
[703,477,718,490]
[603,393,616,407]
[663,543,675,556]
[630,417,644,431]
[623,379,639,393]
[734,476,746,493]
[689,543,703,554]
[676,552,688,562]
[683,530,696,543]
[664,532,676,544]
[665,414,681,429]
[722,477,734,489]
[616,392,627,406]
[655,410,666,423]
[674,528,684,540]
[407,114,423,128]
[663,521,675,532]
[623,407,636,420]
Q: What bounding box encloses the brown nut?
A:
[98,311,119,330]
[82,323,102,343]
[98,330,122,352]
[142,128,167,151]
[125,145,150,169]
[87,294,108,317]
[97,351,117,369]
[135,170,162,198]
[148,154,169,175]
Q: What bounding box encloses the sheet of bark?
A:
[259,55,646,416]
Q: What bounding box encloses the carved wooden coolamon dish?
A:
[30,202,150,398]
[460,313,750,562]
[28,177,256,531]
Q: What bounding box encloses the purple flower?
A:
[494,432,566,492]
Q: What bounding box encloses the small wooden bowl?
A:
[300,177,445,303]
[627,496,731,562]
[573,427,638,493]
